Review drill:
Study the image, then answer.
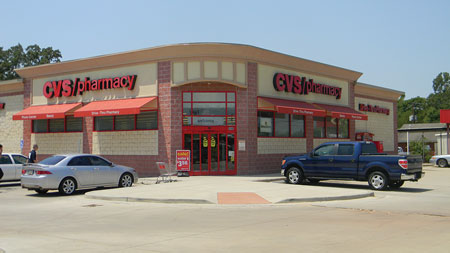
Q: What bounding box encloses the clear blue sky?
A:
[3,0,449,99]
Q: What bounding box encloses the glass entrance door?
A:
[183,132,236,175]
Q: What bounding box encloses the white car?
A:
[0,153,28,182]
[429,155,450,168]
[21,154,139,195]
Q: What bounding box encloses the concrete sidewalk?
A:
[85,174,375,204]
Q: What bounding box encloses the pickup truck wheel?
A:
[286,167,304,185]
[437,159,448,168]
[389,180,404,189]
[368,171,389,191]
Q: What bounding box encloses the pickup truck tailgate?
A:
[407,155,423,173]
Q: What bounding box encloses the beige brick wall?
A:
[92,130,158,155]
[0,95,23,153]
[257,138,307,154]
[313,139,350,148]
[354,97,394,151]
[31,133,83,154]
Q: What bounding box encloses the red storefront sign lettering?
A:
[43,75,137,99]
[176,150,191,171]
[273,73,342,99]
[359,103,390,115]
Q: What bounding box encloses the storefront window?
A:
[95,111,157,131]
[183,92,236,126]
[95,116,113,131]
[66,116,83,132]
[32,117,83,133]
[137,111,157,130]
[291,115,305,137]
[326,117,337,138]
[49,118,65,132]
[275,113,289,137]
[313,117,325,138]
[338,118,349,138]
[115,115,135,130]
[33,119,48,133]
[258,111,274,137]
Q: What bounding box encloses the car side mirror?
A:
[109,162,114,167]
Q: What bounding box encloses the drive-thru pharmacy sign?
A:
[176,150,191,172]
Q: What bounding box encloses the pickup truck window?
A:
[0,155,13,164]
[337,144,354,155]
[362,143,379,154]
[314,144,336,156]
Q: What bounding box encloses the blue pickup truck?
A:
[281,141,424,190]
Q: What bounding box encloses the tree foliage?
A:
[398,72,450,127]
[0,43,62,81]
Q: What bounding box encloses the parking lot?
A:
[1,165,449,252]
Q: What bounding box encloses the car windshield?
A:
[39,155,66,165]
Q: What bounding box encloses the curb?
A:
[276,192,375,204]
[85,194,213,204]
[85,191,374,205]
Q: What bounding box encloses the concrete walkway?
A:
[85,174,375,204]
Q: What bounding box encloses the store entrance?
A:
[183,130,236,175]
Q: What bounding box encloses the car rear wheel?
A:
[389,180,404,189]
[286,167,304,185]
[35,189,48,195]
[368,171,389,191]
[59,178,77,195]
[119,173,133,187]
[437,159,448,168]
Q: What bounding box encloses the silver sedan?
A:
[21,154,139,195]
[430,155,450,168]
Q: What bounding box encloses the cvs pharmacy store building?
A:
[11,43,403,176]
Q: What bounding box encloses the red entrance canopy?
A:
[258,97,326,117]
[314,103,368,120]
[13,103,82,120]
[74,97,157,117]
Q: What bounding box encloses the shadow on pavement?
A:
[0,182,21,187]
[272,179,433,193]
[26,188,111,198]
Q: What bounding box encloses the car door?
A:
[88,156,115,185]
[67,156,93,187]
[303,144,337,177]
[0,155,16,180]
[333,143,358,178]
[12,154,28,180]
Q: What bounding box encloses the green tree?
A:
[409,137,432,162]
[397,95,427,127]
[432,72,450,94]
[0,43,62,81]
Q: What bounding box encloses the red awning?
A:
[258,97,326,117]
[314,103,368,120]
[13,103,82,120]
[74,97,157,117]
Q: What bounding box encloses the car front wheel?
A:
[119,173,133,187]
[437,159,448,168]
[59,178,77,195]
[368,171,389,191]
[286,167,304,185]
